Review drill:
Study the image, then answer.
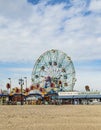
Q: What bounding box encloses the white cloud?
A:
[89,0,101,11]
[0,0,101,62]
[0,0,33,19]
[0,0,101,90]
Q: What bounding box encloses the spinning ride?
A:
[31,49,76,93]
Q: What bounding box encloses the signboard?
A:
[79,91,101,95]
[29,90,41,94]
[58,92,79,96]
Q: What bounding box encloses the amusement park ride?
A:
[31,49,76,93]
[0,49,101,105]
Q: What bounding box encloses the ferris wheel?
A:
[31,49,76,92]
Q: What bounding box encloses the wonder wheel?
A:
[31,49,76,92]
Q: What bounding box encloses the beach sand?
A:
[0,105,101,130]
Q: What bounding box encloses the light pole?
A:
[8,78,11,93]
[19,78,24,105]
[24,77,27,89]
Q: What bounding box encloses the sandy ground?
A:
[0,105,101,130]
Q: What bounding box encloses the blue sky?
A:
[0,0,101,91]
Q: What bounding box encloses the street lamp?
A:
[8,78,11,93]
[24,77,27,89]
[19,78,24,105]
